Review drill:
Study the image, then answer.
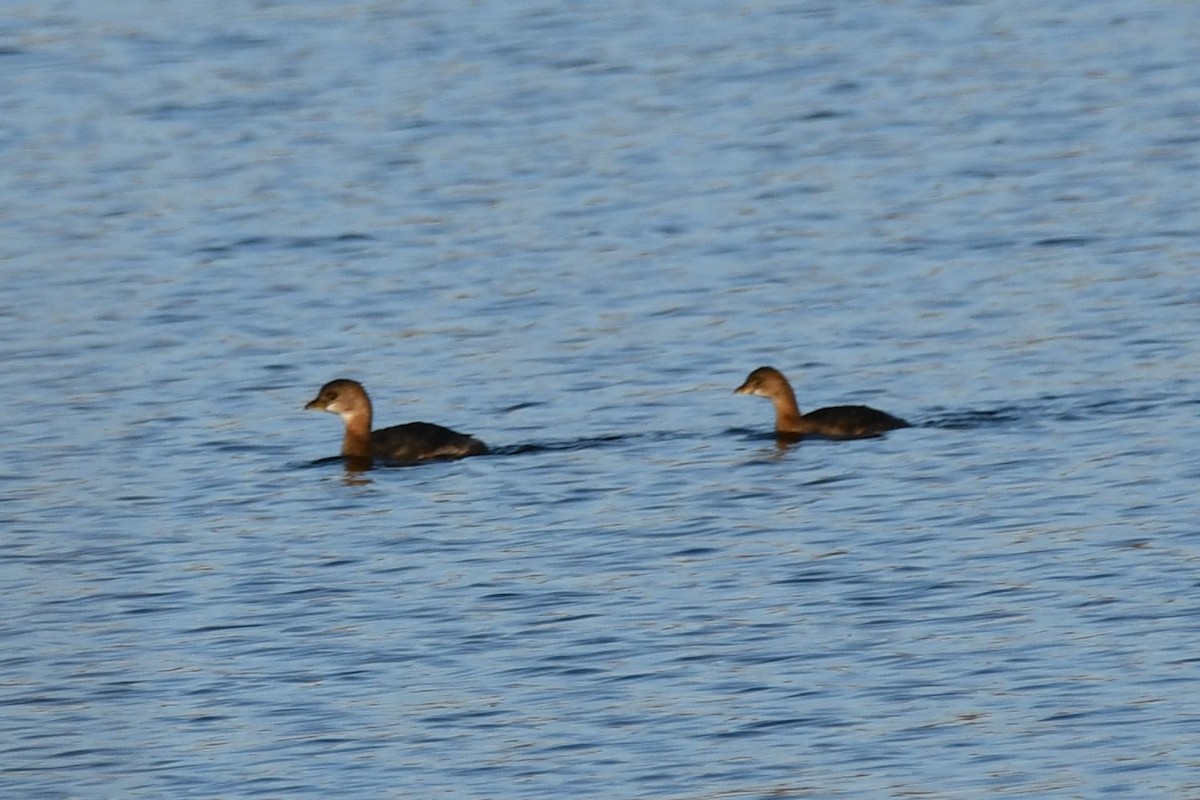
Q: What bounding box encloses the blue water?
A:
[3,1,1199,797]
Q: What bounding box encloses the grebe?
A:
[735,366,909,439]
[305,379,488,463]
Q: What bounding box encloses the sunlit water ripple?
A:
[2,1,1199,798]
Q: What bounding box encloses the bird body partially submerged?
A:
[305,379,488,463]
[735,366,908,439]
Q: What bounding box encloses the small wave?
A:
[921,389,1181,429]
[499,401,546,413]
[1033,236,1100,248]
[489,433,633,457]
[195,233,374,256]
[921,408,1024,429]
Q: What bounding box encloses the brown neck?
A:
[771,382,805,432]
[340,409,373,458]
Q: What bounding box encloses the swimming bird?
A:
[735,366,909,439]
[305,379,488,464]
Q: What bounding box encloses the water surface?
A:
[2,1,1199,798]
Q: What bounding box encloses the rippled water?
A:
[3,1,1199,797]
